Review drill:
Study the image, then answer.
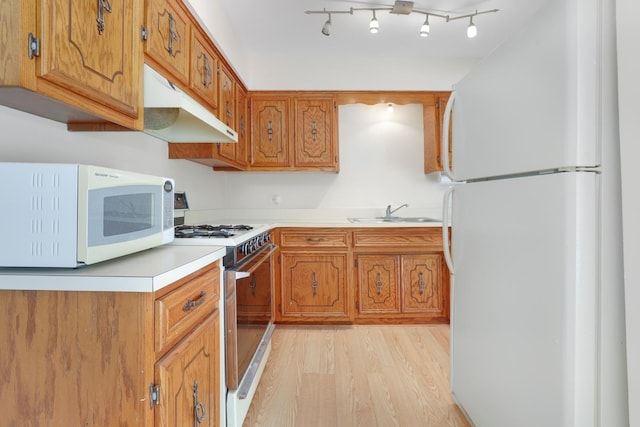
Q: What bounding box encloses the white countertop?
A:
[183,208,446,229]
[0,244,226,293]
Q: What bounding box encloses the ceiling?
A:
[217,0,551,62]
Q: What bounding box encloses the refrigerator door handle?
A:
[442,185,455,274]
[442,91,456,181]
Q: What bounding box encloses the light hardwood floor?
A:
[242,324,470,427]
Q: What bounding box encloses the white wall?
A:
[213,104,446,214]
[0,103,445,215]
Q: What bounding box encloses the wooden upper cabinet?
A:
[0,0,143,129]
[190,29,218,111]
[216,84,247,168]
[250,96,291,168]
[294,97,338,170]
[218,63,236,129]
[144,0,190,84]
[39,0,140,119]
[424,92,452,174]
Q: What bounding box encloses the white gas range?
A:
[170,222,275,427]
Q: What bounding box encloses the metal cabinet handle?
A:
[311,272,318,296]
[376,272,383,295]
[183,291,206,312]
[193,381,206,425]
[167,13,179,56]
[419,272,426,294]
[305,237,325,242]
[96,0,112,35]
[311,121,317,142]
[202,54,212,88]
[267,120,273,141]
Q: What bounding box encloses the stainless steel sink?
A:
[347,216,440,223]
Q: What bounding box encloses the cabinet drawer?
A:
[353,228,443,249]
[155,264,220,354]
[279,229,349,248]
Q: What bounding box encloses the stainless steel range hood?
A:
[143,64,238,143]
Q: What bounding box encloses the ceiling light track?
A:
[305,1,499,38]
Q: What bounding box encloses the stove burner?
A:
[174,224,254,239]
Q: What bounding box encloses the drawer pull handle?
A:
[305,237,325,242]
[376,272,383,295]
[419,272,426,294]
[183,291,206,312]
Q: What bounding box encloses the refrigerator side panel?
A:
[452,0,601,180]
[450,173,598,426]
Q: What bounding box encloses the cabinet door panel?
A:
[294,98,336,167]
[402,254,445,314]
[191,30,218,110]
[145,0,190,83]
[156,312,220,427]
[251,98,290,167]
[357,255,401,314]
[218,63,235,129]
[281,253,347,317]
[40,0,140,116]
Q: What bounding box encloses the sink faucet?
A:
[386,203,408,217]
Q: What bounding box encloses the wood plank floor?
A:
[242,324,470,427]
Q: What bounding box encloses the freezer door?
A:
[451,0,603,180]
[450,172,598,426]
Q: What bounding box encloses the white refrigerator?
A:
[441,0,629,426]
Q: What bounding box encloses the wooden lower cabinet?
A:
[355,253,448,321]
[357,254,401,314]
[280,252,349,321]
[0,261,221,426]
[353,228,450,323]
[273,227,449,324]
[156,313,219,427]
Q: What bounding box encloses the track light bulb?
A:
[420,15,430,37]
[467,16,477,38]
[321,14,331,36]
[369,11,379,34]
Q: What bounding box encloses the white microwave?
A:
[0,163,174,267]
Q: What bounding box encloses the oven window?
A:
[235,255,273,382]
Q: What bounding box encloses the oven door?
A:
[225,244,277,395]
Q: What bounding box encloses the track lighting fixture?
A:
[369,10,379,34]
[305,1,498,40]
[387,103,394,113]
[322,13,331,36]
[420,14,430,37]
[467,16,477,38]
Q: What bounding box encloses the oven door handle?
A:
[233,244,278,274]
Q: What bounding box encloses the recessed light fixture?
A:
[305,2,497,39]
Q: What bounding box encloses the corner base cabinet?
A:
[0,261,221,426]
